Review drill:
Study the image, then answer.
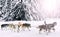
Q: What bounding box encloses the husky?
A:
[17,22,31,32]
[8,24,16,29]
[1,23,16,32]
[45,22,57,32]
[1,24,9,29]
[37,21,57,34]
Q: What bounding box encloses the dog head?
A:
[18,22,23,26]
[53,22,57,25]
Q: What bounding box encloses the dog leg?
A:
[20,26,25,31]
[17,25,20,32]
[46,29,51,35]
[27,27,30,31]
[39,29,42,34]
[13,26,16,32]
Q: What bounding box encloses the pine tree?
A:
[0,0,42,21]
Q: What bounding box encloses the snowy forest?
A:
[0,0,42,21]
[0,0,60,21]
[0,0,60,37]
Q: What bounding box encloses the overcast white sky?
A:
[35,0,60,18]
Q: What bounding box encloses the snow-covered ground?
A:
[0,18,60,37]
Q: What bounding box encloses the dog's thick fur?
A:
[17,22,31,32]
[45,22,57,32]
[37,25,46,32]
[37,21,57,33]
[20,23,31,28]
[8,24,16,29]
[1,24,9,29]
[1,23,16,32]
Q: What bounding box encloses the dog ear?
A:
[19,22,23,24]
[18,22,21,24]
[18,22,22,26]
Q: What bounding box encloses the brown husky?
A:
[17,22,31,32]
